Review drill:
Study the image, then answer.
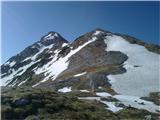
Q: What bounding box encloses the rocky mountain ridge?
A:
[1,29,159,93]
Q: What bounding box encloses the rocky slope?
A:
[1,28,160,119]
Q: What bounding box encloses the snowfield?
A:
[93,30,102,36]
[101,101,123,112]
[104,35,160,97]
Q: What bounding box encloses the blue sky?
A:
[1,1,159,63]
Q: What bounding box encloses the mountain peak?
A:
[42,31,59,40]
[40,31,68,46]
[93,28,111,34]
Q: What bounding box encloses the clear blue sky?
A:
[1,1,159,63]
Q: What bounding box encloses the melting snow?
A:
[79,94,159,113]
[55,33,58,37]
[1,73,7,76]
[32,44,54,61]
[98,86,102,89]
[113,95,159,113]
[62,43,69,47]
[37,42,42,47]
[101,101,123,112]
[79,97,100,101]
[73,72,87,77]
[31,46,36,48]
[96,92,112,97]
[17,79,28,86]
[80,91,123,112]
[104,35,160,97]
[1,69,16,86]
[79,97,123,112]
[80,90,90,92]
[58,87,72,93]
[9,61,16,67]
[22,57,32,62]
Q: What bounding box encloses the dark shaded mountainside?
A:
[1,29,160,120]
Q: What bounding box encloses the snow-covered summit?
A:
[42,31,59,40]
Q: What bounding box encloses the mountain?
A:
[1,31,68,86]
[1,29,160,119]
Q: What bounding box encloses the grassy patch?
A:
[141,92,160,105]
[1,87,118,120]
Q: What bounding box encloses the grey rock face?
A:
[14,98,30,106]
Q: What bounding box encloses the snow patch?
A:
[79,97,100,101]
[58,87,72,93]
[96,92,112,97]
[79,97,123,112]
[98,86,102,89]
[94,30,102,35]
[1,73,7,76]
[80,90,90,92]
[62,43,69,47]
[18,79,28,86]
[44,33,58,40]
[73,72,87,77]
[22,57,32,62]
[104,35,160,97]
[113,95,159,113]
[101,101,123,112]
[79,94,159,113]
[9,61,16,67]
